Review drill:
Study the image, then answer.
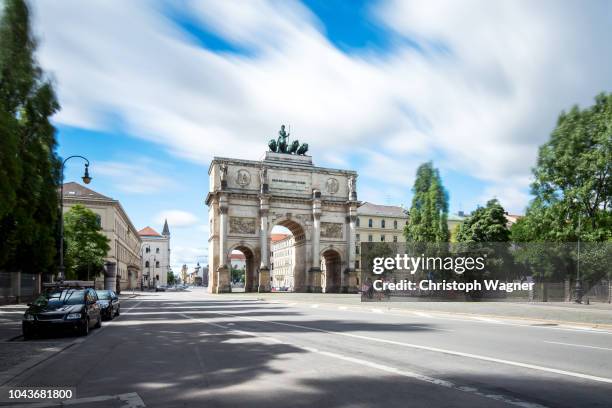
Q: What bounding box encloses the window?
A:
[394,220,398,229]
[368,218,373,228]
[355,245,360,255]
[355,260,360,269]
[145,261,150,268]
[156,261,160,268]
[381,219,386,228]
[393,235,398,242]
[368,235,373,242]
[95,214,102,227]
[381,235,385,242]
[156,248,160,254]
[356,233,360,241]
[356,218,360,227]
[145,247,150,253]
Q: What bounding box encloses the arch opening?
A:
[229,246,256,292]
[270,219,307,292]
[321,249,342,293]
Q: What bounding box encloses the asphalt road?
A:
[2,288,611,408]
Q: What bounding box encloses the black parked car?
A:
[22,288,102,339]
[95,290,120,320]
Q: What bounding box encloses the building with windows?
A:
[355,202,408,272]
[62,182,142,292]
[270,233,293,290]
[138,220,171,288]
[229,252,246,271]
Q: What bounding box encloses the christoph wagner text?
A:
[372,255,485,275]
[373,280,535,293]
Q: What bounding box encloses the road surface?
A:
[2,288,611,407]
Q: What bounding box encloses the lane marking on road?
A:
[543,341,612,352]
[310,304,319,308]
[338,306,348,310]
[371,308,384,313]
[313,303,612,335]
[472,317,503,324]
[180,311,547,408]
[211,311,612,385]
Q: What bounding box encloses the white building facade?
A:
[271,234,295,290]
[138,221,171,288]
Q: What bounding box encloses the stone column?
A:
[343,214,357,293]
[309,190,322,292]
[258,198,271,292]
[216,196,231,293]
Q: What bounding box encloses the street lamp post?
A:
[573,198,583,304]
[58,156,92,281]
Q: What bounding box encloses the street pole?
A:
[575,210,583,304]
[58,156,92,281]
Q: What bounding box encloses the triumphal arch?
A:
[205,126,359,293]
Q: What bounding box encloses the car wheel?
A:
[116,306,120,316]
[94,315,101,329]
[108,310,114,320]
[23,329,34,341]
[80,319,89,336]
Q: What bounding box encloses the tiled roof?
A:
[447,214,467,222]
[138,226,161,237]
[271,233,290,242]
[230,253,246,260]
[62,182,112,200]
[358,202,407,217]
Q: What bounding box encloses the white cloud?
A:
[94,159,176,194]
[155,210,199,228]
[31,0,612,213]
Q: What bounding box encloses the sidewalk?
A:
[252,293,612,327]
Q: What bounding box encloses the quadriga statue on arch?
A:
[267,125,309,156]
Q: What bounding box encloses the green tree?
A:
[0,0,60,276]
[404,162,450,242]
[167,270,176,285]
[456,199,510,243]
[63,205,110,280]
[231,268,245,283]
[511,93,612,288]
[524,92,611,242]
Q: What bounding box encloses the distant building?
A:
[229,252,246,271]
[505,213,523,228]
[62,182,142,292]
[447,213,467,236]
[138,220,170,288]
[270,233,294,290]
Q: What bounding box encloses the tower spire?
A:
[162,219,170,237]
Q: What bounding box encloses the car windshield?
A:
[96,290,111,300]
[42,290,86,306]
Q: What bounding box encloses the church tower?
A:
[162,218,170,237]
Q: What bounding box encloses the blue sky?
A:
[34,0,612,272]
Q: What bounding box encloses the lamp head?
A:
[82,163,92,184]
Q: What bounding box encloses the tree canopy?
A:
[515,93,611,243]
[63,205,110,280]
[404,162,450,242]
[0,0,61,275]
[456,199,510,243]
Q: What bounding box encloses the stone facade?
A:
[271,234,295,290]
[62,182,142,292]
[138,223,171,288]
[205,151,359,293]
